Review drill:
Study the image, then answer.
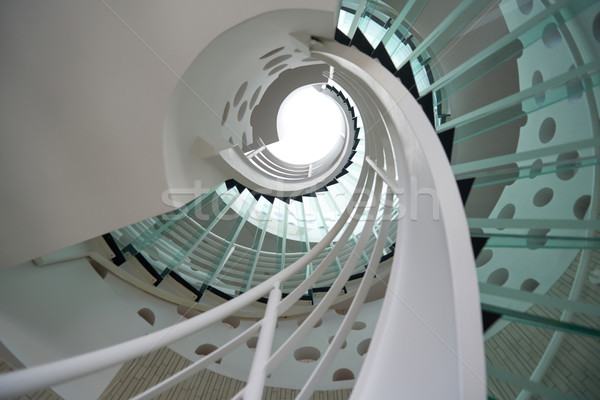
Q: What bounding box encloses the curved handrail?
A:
[0,165,372,399]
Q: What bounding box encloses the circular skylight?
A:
[268,85,346,165]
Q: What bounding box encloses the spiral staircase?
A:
[0,0,599,399]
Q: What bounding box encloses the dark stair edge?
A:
[438,128,455,161]
[350,28,374,55]
[334,28,351,46]
[395,62,419,99]
[457,178,475,205]
[417,92,435,127]
[102,233,126,266]
[372,42,398,74]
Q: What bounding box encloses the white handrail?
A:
[0,167,366,399]
[244,283,281,399]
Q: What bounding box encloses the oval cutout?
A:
[352,321,366,330]
[476,249,493,268]
[556,151,580,180]
[533,187,553,207]
[195,344,221,364]
[222,316,240,329]
[526,228,551,249]
[487,268,509,286]
[573,195,591,220]
[137,308,155,326]
[294,346,320,363]
[520,278,540,292]
[249,86,262,109]
[542,23,562,48]
[221,102,230,126]
[246,336,258,351]
[259,47,284,59]
[263,54,292,70]
[539,118,556,144]
[517,0,533,14]
[357,338,371,356]
[529,159,543,178]
[333,368,355,382]
[328,335,347,349]
[233,82,248,107]
[268,64,288,76]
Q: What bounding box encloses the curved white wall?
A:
[0,0,337,269]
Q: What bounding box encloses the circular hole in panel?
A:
[476,249,493,268]
[263,54,292,70]
[556,151,580,180]
[526,228,551,249]
[542,23,562,48]
[259,46,284,59]
[297,317,322,328]
[573,195,591,220]
[328,336,347,349]
[497,204,516,231]
[352,321,366,331]
[246,336,258,351]
[357,338,371,356]
[222,316,240,329]
[532,71,545,106]
[233,82,248,107]
[487,268,509,286]
[533,187,554,207]
[593,13,600,43]
[137,308,155,326]
[249,86,262,109]
[332,368,355,382]
[517,0,533,14]
[228,136,234,145]
[221,102,230,126]
[539,118,556,144]
[268,64,288,76]
[334,308,349,315]
[237,101,248,121]
[294,346,321,363]
[520,278,540,292]
[195,344,221,364]
[529,159,543,178]
[177,305,201,319]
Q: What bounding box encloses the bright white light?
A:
[268,85,345,165]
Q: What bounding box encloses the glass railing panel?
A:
[440,62,600,145]
[428,0,596,111]
[381,0,429,64]
[119,184,226,257]
[337,8,356,36]
[357,1,397,47]
[485,264,600,398]
[470,229,600,250]
[460,154,596,193]
[199,191,256,293]
[408,0,493,79]
[161,188,240,277]
[302,196,327,243]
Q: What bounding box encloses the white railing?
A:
[0,40,484,400]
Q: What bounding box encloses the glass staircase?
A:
[335,0,600,399]
[110,85,399,302]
